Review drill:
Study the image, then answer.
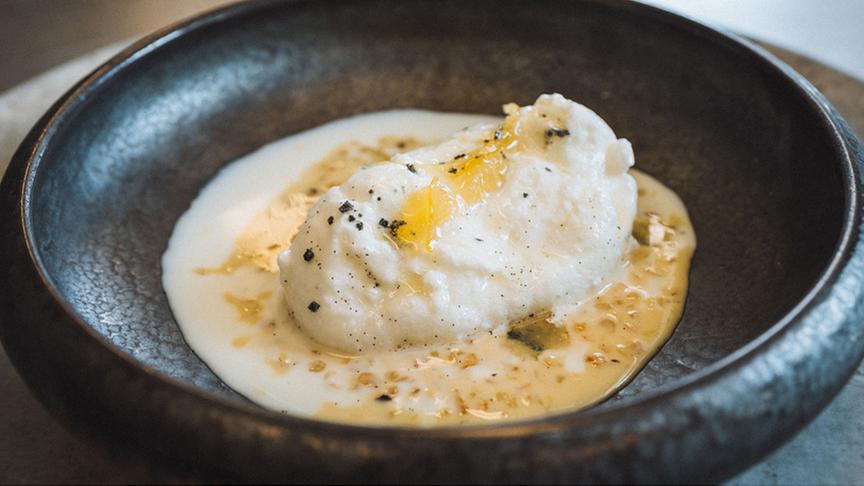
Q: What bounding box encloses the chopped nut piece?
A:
[356,372,377,387]
[460,353,479,368]
[308,360,326,372]
[586,353,607,366]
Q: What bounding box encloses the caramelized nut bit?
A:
[632,212,673,246]
[599,317,617,331]
[542,356,563,368]
[616,340,644,357]
[386,371,408,382]
[266,353,293,374]
[585,353,607,366]
[460,353,479,368]
[308,360,327,372]
[356,372,377,387]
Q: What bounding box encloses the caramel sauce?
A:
[223,291,272,324]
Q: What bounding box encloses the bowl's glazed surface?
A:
[1,0,863,482]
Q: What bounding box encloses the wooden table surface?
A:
[0,1,862,483]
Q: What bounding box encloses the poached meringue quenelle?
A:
[162,94,695,426]
[278,94,637,354]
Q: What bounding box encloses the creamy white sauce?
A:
[162,108,696,426]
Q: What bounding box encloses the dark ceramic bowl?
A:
[2,0,863,482]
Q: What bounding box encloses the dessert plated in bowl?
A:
[1,0,863,482]
[162,93,697,426]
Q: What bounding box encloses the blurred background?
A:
[0,0,235,91]
[0,0,862,483]
[642,0,863,81]
[1,0,862,92]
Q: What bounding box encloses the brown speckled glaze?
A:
[1,0,863,482]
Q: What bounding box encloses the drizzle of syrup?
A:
[394,103,523,252]
[394,179,456,252]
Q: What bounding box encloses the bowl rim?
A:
[10,0,863,441]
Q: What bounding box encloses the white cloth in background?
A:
[0,42,127,174]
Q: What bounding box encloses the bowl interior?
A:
[25,0,846,409]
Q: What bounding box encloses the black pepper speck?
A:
[303,249,314,262]
[545,128,570,138]
[389,219,406,237]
